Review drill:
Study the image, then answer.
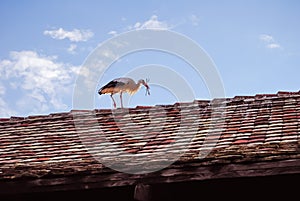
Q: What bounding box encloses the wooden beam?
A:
[1,158,300,195]
[134,183,152,201]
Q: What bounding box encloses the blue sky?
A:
[0,0,300,117]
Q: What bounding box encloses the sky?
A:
[0,0,300,117]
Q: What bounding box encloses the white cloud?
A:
[108,15,172,36]
[0,50,80,116]
[130,15,172,30]
[44,28,94,42]
[67,44,77,54]
[101,49,118,60]
[0,98,15,117]
[108,30,118,37]
[267,43,281,49]
[0,84,5,95]
[259,34,274,43]
[134,22,142,29]
[0,82,17,117]
[259,34,281,49]
[189,14,200,26]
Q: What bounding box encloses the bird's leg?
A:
[110,94,116,108]
[120,92,124,108]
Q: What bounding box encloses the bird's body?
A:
[98,77,150,108]
[99,78,142,95]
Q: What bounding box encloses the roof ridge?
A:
[1,90,300,121]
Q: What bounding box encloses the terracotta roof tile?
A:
[0,91,300,185]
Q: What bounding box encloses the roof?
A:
[1,91,300,194]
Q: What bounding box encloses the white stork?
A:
[98,77,150,108]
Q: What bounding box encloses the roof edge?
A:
[1,90,300,121]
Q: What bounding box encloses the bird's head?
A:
[139,79,150,96]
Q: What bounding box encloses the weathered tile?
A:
[1,91,300,181]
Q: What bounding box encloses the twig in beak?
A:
[145,87,150,96]
[145,78,150,96]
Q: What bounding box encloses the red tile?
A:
[1,90,300,181]
[248,138,265,143]
[233,139,249,145]
[36,157,50,161]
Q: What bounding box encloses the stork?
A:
[98,77,150,108]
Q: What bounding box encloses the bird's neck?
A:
[134,82,142,90]
[130,82,142,94]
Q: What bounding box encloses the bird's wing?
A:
[113,77,132,84]
[101,79,125,90]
